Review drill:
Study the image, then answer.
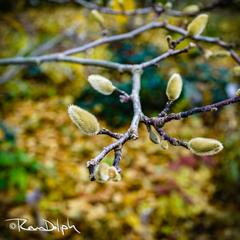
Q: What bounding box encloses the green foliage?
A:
[0,123,41,201]
[214,132,240,204]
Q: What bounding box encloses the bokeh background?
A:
[0,0,240,239]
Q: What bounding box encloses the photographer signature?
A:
[5,218,80,235]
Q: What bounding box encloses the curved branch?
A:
[63,21,165,55]
[0,45,195,72]
[0,55,132,71]
[139,45,191,69]
[155,127,189,149]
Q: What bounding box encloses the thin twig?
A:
[163,95,240,123]
[155,127,189,149]
[158,100,173,117]
[98,128,123,139]
[113,146,122,173]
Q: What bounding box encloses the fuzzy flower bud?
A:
[188,137,223,156]
[183,5,199,14]
[94,163,110,183]
[91,10,104,25]
[166,73,183,101]
[187,14,208,36]
[148,126,160,144]
[68,105,100,136]
[88,74,116,95]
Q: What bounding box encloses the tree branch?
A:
[63,21,165,55]
[155,127,189,149]
[87,68,143,180]
[0,24,79,84]
[0,44,196,72]
[142,95,240,152]
[98,128,123,139]
[1,20,239,72]
[163,95,240,123]
[74,0,155,16]
[74,0,230,17]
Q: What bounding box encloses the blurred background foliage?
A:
[0,0,240,239]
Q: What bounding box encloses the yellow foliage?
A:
[111,0,135,26]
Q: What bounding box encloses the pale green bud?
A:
[68,105,100,136]
[94,163,110,183]
[188,137,223,156]
[183,5,199,14]
[91,10,104,25]
[166,73,183,101]
[88,74,116,95]
[148,126,160,144]
[160,140,169,150]
[187,14,208,36]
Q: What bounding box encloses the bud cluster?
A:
[94,163,121,183]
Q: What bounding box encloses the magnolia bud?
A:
[187,14,208,37]
[183,5,199,14]
[160,140,169,150]
[108,166,121,182]
[94,163,110,183]
[88,74,116,95]
[236,89,240,96]
[148,126,160,144]
[188,137,223,156]
[68,105,100,136]
[91,10,104,25]
[166,73,183,101]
